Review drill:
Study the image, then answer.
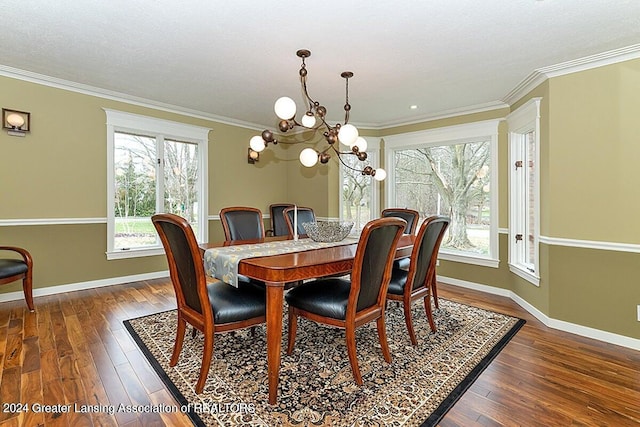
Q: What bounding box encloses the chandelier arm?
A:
[327,144,368,174]
[299,55,320,114]
[300,77,317,111]
[248,50,384,180]
[334,150,368,174]
[344,75,351,124]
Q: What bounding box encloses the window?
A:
[105,109,209,259]
[339,138,381,233]
[507,98,541,285]
[384,120,500,267]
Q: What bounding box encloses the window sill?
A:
[106,247,164,260]
[439,252,499,268]
[509,263,540,286]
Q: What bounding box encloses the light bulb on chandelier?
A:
[248,49,386,180]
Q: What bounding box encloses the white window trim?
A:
[105,109,209,260]
[339,137,381,231]
[384,119,501,268]
[507,98,541,285]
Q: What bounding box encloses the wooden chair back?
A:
[152,213,209,322]
[381,208,420,235]
[349,217,407,315]
[269,203,294,236]
[406,215,450,293]
[220,206,265,241]
[283,206,316,238]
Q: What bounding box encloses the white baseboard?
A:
[1,271,637,351]
[437,275,640,351]
[0,271,169,304]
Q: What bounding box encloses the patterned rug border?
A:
[123,301,525,427]
[124,315,207,426]
[421,310,525,426]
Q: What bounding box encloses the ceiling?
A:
[1,1,640,130]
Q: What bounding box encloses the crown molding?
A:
[3,44,640,132]
[361,100,509,130]
[503,44,640,106]
[0,64,265,131]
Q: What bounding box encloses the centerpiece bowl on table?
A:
[302,220,354,242]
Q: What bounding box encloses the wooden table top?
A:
[200,234,415,284]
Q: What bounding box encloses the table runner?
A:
[203,237,360,286]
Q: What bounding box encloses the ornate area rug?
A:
[124,299,524,426]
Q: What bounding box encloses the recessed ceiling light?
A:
[410,105,418,110]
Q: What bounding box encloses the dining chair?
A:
[220,206,265,241]
[386,215,450,345]
[285,217,406,385]
[267,203,294,237]
[152,213,266,393]
[283,206,316,238]
[0,246,34,311]
[381,208,420,270]
[381,208,419,235]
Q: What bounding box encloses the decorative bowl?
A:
[302,220,354,242]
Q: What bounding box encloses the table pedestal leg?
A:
[266,283,284,405]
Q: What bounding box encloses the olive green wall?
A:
[2,57,639,341]
[547,60,640,243]
[0,75,287,290]
[542,60,640,338]
[275,129,345,218]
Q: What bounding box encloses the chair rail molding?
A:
[0,217,107,226]
[539,235,640,254]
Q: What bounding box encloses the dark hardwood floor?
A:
[0,278,638,426]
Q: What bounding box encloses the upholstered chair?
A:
[152,213,266,393]
[0,246,34,311]
[283,206,316,238]
[285,217,406,385]
[386,215,450,345]
[267,203,294,237]
[220,206,265,241]
[381,208,420,270]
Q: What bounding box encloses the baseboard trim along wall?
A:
[438,276,640,351]
[0,270,637,351]
[0,271,168,302]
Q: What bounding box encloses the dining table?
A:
[199,233,415,405]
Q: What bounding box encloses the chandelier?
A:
[248,49,386,181]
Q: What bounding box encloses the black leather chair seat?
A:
[393,257,410,270]
[208,280,266,324]
[285,278,351,320]
[387,268,409,296]
[0,259,28,278]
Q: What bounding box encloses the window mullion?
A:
[156,135,165,214]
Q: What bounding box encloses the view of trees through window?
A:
[114,132,199,249]
[341,154,373,233]
[393,140,491,255]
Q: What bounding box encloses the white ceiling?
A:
[1,0,640,129]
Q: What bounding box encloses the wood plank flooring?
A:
[0,278,638,426]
